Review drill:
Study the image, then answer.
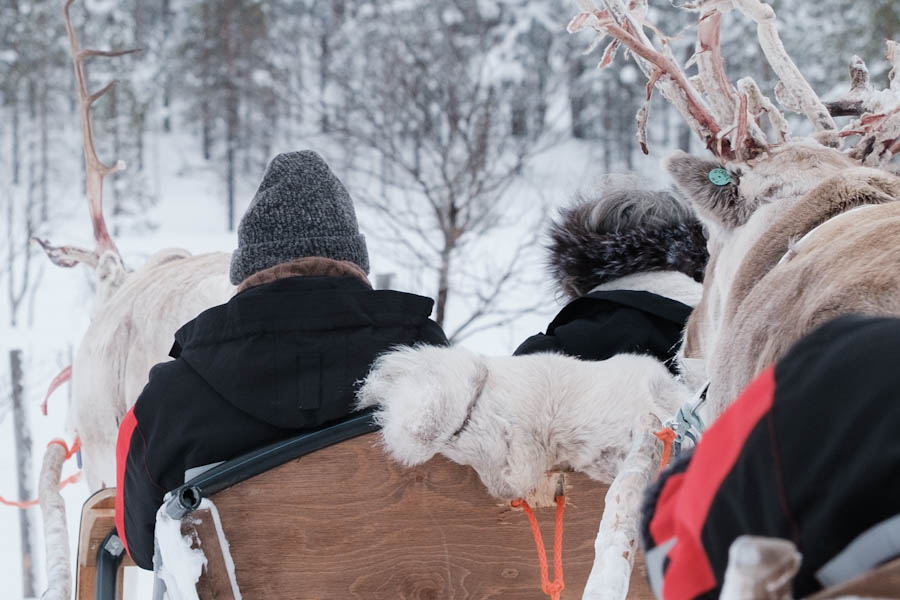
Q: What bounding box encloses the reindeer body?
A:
[569,2,898,418]
[671,149,900,420]
[556,3,900,595]
[72,250,234,489]
[711,201,900,411]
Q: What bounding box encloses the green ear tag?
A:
[708,168,733,186]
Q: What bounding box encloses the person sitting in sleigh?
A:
[115,151,448,569]
[515,174,708,373]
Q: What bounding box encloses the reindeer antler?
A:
[569,0,900,165]
[36,0,140,269]
[570,0,736,159]
[569,0,769,161]
[825,41,900,166]
[729,0,835,133]
[825,57,873,118]
[694,9,737,126]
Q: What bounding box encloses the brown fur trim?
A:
[725,168,900,321]
[237,257,371,293]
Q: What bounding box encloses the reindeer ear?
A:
[665,151,751,231]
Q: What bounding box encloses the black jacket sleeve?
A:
[513,333,564,356]
[513,291,691,373]
[515,308,675,363]
[116,360,211,569]
[115,364,173,569]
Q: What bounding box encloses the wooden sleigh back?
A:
[178,432,654,599]
[74,431,900,600]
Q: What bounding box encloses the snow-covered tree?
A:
[326,1,559,340]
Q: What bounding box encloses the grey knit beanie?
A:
[229,151,370,285]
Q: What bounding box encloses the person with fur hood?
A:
[356,176,706,502]
[115,151,448,570]
[515,175,708,374]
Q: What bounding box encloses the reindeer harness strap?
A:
[653,428,677,473]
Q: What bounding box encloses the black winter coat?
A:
[514,289,693,373]
[115,276,447,569]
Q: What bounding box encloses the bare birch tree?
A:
[328,3,554,342]
[2,185,39,598]
[8,349,37,599]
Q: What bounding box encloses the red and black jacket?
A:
[115,276,447,569]
[642,314,900,599]
[644,316,900,600]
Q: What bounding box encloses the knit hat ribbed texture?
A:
[230,151,369,285]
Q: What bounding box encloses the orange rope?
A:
[47,436,81,461]
[0,472,83,508]
[0,437,82,509]
[654,427,676,474]
[511,495,566,600]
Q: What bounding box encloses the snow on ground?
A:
[0,125,659,598]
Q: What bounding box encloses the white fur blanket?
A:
[357,346,690,500]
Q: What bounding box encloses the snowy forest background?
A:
[0,0,897,597]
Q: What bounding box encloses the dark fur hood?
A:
[547,190,709,299]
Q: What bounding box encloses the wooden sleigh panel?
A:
[183,432,655,599]
[75,488,133,600]
[74,434,900,600]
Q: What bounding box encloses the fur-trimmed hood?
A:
[547,185,709,300]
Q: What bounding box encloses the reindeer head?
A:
[665,143,857,236]
[668,142,857,372]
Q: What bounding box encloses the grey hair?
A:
[546,173,709,299]
[575,174,698,235]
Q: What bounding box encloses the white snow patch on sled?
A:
[155,498,241,600]
[155,505,207,600]
[199,499,242,600]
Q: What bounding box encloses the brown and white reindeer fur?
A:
[716,201,900,409]
[563,1,900,595]
[670,149,900,419]
[669,143,858,366]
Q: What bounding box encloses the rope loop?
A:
[512,494,566,600]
